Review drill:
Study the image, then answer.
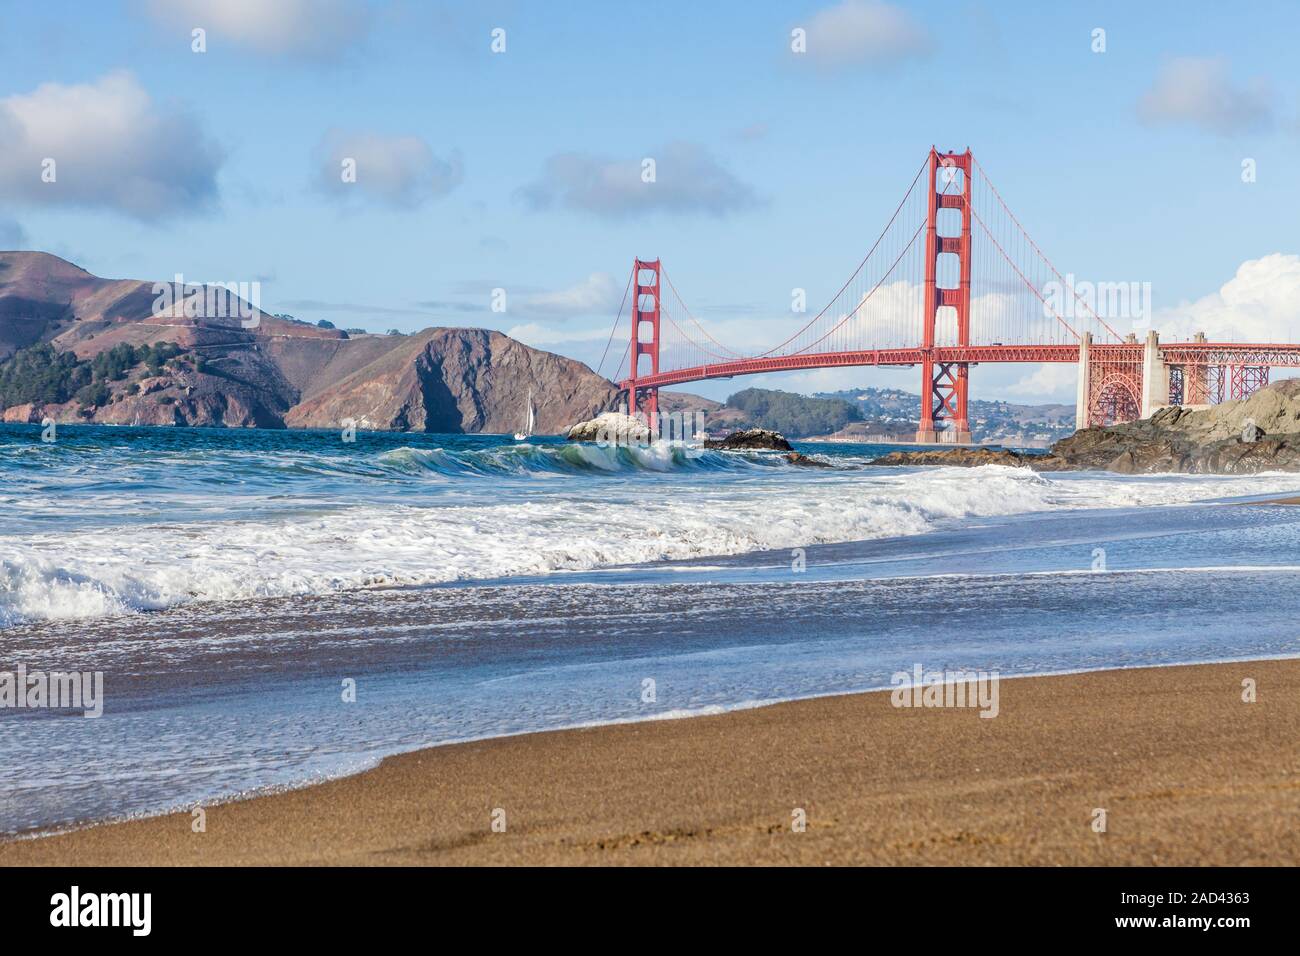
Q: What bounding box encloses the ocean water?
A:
[2,422,1300,834]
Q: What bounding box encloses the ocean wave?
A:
[374,440,778,477]
[3,463,1294,626]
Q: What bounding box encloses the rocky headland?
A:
[0,252,618,432]
[872,380,1300,474]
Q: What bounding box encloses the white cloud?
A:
[1001,364,1078,400]
[142,0,370,60]
[0,71,223,220]
[518,142,759,220]
[519,272,621,317]
[799,1,931,68]
[314,130,463,207]
[1137,56,1272,135]
[1150,253,1300,342]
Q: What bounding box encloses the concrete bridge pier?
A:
[1075,332,1092,430]
[1140,329,1169,420]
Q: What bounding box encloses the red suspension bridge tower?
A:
[628,257,661,423]
[917,148,972,444]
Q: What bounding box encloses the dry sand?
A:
[3,659,1298,866]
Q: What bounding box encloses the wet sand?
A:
[3,659,1297,866]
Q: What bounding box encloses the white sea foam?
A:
[3,461,1297,626]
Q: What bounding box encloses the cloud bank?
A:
[0,71,223,220]
[1151,253,1300,342]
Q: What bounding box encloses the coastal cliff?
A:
[0,252,618,432]
[284,327,618,433]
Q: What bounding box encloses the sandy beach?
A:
[3,658,1297,866]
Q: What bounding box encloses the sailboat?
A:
[513,390,535,442]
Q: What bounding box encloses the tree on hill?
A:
[142,342,182,374]
[91,343,142,381]
[76,379,111,408]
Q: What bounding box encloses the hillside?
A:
[0,252,619,432]
[285,327,619,433]
[815,387,1076,444]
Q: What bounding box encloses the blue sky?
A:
[2,0,1298,402]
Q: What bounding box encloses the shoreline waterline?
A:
[4,658,1296,865]
[4,651,1295,845]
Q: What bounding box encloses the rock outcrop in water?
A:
[869,380,1300,474]
[566,411,652,444]
[785,451,833,467]
[871,448,1033,468]
[0,251,620,432]
[704,428,793,451]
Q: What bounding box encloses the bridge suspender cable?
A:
[784,220,927,356]
[742,155,930,359]
[968,207,1079,341]
[783,156,970,357]
[971,155,1123,343]
[659,267,746,358]
[596,263,635,379]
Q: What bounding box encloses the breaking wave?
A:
[374,440,784,477]
[4,444,1295,627]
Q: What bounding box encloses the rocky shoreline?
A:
[872,380,1300,475]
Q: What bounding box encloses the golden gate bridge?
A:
[597,148,1300,442]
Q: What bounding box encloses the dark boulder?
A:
[785,451,833,467]
[870,448,1032,468]
[704,428,793,451]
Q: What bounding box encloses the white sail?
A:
[525,391,535,436]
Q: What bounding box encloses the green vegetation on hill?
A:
[90,342,182,382]
[724,387,862,437]
[0,343,89,407]
[0,341,187,410]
